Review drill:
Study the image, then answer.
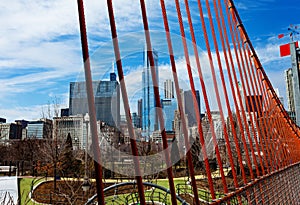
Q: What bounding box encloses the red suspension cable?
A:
[138,0,178,204]
[173,0,218,199]
[106,1,146,204]
[77,0,105,204]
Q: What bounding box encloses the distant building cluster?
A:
[3,46,298,159]
[0,70,121,150]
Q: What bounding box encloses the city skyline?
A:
[0,2,299,203]
[0,0,299,123]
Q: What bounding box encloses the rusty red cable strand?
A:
[264,84,284,170]
[173,0,218,199]
[184,0,232,194]
[275,120,286,167]
[158,1,203,204]
[76,1,105,204]
[220,17,264,200]
[226,0,252,172]
[227,0,299,139]
[246,45,271,173]
[265,96,282,171]
[277,120,287,168]
[264,73,299,136]
[212,0,248,186]
[240,43,265,176]
[262,89,281,171]
[274,118,289,168]
[268,114,284,170]
[280,122,293,166]
[202,0,242,190]
[196,0,243,190]
[215,0,264,194]
[250,81,271,173]
[106,1,146,204]
[138,1,178,204]
[216,0,252,184]
[276,120,290,166]
[272,109,286,170]
[228,0,300,171]
[230,7,266,176]
[252,66,274,173]
[284,130,293,164]
[224,0,256,180]
[268,101,284,170]
[262,90,278,169]
[273,108,288,168]
[273,104,289,169]
[280,120,294,165]
[230,14,261,178]
[263,90,280,171]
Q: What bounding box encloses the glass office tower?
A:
[142,49,159,137]
[69,73,120,127]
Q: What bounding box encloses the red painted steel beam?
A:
[216,0,250,185]
[240,43,264,176]
[232,14,261,177]
[185,0,232,195]
[138,0,178,204]
[106,0,147,204]
[227,0,300,138]
[174,0,224,199]
[76,0,105,204]
[199,0,241,192]
[224,0,256,180]
[159,0,203,204]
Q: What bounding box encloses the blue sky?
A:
[0,0,298,122]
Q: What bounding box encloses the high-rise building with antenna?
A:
[142,49,159,136]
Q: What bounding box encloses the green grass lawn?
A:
[103,179,188,205]
[19,177,220,204]
[19,177,46,205]
[19,178,34,205]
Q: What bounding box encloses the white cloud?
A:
[0,0,291,121]
[0,105,47,123]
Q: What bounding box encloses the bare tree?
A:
[40,96,62,119]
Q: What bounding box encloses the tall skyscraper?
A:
[184,90,201,127]
[164,79,174,99]
[142,49,159,135]
[69,72,120,127]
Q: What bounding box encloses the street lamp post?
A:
[183,145,189,180]
[118,142,121,162]
[54,137,58,192]
[82,113,91,192]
